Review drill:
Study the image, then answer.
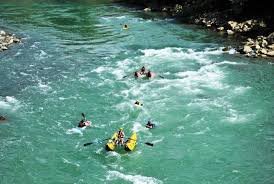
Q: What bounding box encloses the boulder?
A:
[228,21,238,30]
[266,50,274,57]
[267,44,274,49]
[217,27,224,31]
[260,48,268,55]
[0,30,6,36]
[1,46,8,50]
[144,7,151,12]
[261,39,268,48]
[243,45,253,53]
[13,38,20,43]
[227,30,234,35]
[255,44,261,50]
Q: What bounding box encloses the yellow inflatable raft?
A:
[105,132,118,151]
[125,132,137,151]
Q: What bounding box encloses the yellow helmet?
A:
[119,128,123,130]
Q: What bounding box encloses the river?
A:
[0,1,274,184]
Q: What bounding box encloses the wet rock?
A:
[243,45,253,53]
[217,27,224,31]
[0,30,6,36]
[227,30,234,35]
[227,19,266,33]
[267,44,274,49]
[0,30,20,52]
[144,7,151,12]
[266,50,274,57]
[260,48,268,55]
[228,21,238,30]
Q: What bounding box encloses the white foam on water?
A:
[0,96,20,111]
[95,147,104,154]
[216,60,247,66]
[35,50,50,60]
[66,128,84,136]
[111,68,125,79]
[225,108,255,124]
[228,48,237,54]
[191,127,211,135]
[131,122,149,133]
[233,86,251,94]
[30,41,40,49]
[19,72,30,76]
[106,170,163,184]
[176,63,226,91]
[139,47,223,65]
[106,151,121,159]
[151,137,164,144]
[79,77,89,82]
[14,49,22,56]
[62,158,80,167]
[37,80,52,93]
[92,66,110,73]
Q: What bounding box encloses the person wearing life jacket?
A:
[123,24,128,30]
[134,100,143,106]
[78,119,86,128]
[146,120,155,129]
[139,66,146,75]
[146,70,156,79]
[134,71,141,78]
[117,128,125,145]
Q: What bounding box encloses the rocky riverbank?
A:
[116,0,274,59]
[0,30,20,52]
[193,17,274,58]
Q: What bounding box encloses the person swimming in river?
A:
[123,24,128,30]
[134,100,143,107]
[78,113,91,128]
[145,120,155,129]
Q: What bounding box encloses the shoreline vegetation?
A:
[114,0,274,59]
[0,30,20,52]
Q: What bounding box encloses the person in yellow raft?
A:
[116,128,125,145]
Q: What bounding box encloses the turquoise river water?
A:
[0,1,274,184]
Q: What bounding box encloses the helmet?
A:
[119,128,123,130]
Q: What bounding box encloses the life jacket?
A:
[118,130,124,138]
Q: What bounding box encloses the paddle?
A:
[81,113,86,121]
[144,142,154,146]
[84,138,110,146]
[127,138,154,147]
[159,75,165,79]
